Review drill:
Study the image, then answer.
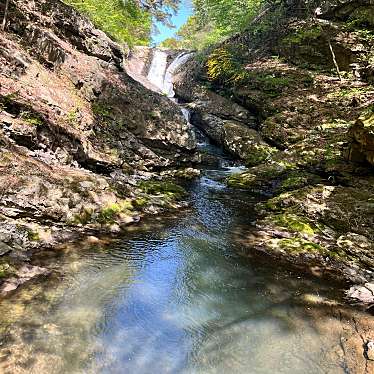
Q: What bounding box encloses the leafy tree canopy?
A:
[65,0,181,46]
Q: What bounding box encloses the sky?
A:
[152,0,193,45]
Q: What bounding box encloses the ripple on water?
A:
[0,166,370,374]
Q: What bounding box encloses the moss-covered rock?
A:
[0,262,16,279]
[138,180,187,200]
[272,237,325,255]
[278,171,322,192]
[226,162,320,194]
[270,213,317,235]
[348,106,374,165]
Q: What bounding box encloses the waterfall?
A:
[147,49,206,146]
[149,50,209,147]
[147,49,168,91]
[146,50,193,97]
[163,52,193,98]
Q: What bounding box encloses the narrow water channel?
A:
[0,143,356,373]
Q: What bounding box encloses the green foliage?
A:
[92,102,112,118]
[206,46,292,96]
[159,37,181,49]
[282,25,322,45]
[174,14,218,49]
[20,111,44,126]
[194,0,263,35]
[97,203,123,223]
[172,0,264,49]
[64,0,152,45]
[347,7,374,28]
[206,47,245,82]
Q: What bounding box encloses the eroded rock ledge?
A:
[0,0,199,290]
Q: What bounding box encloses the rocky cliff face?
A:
[0,0,197,282]
[172,3,374,292]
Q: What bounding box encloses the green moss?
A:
[282,25,323,45]
[265,192,292,211]
[280,175,307,190]
[27,229,40,241]
[227,172,256,188]
[0,263,16,278]
[277,237,324,254]
[245,145,277,167]
[227,161,299,190]
[72,208,93,225]
[279,172,321,192]
[71,200,134,226]
[0,268,7,278]
[276,237,356,262]
[138,180,187,200]
[97,201,133,224]
[66,108,80,127]
[97,204,121,223]
[92,102,112,118]
[271,213,317,235]
[20,111,44,126]
[133,197,148,208]
[327,87,372,100]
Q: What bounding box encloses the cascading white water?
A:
[147,49,207,147]
[146,50,193,97]
[147,49,168,91]
[163,52,193,97]
[149,49,210,148]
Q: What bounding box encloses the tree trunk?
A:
[328,40,342,81]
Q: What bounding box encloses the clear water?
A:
[0,160,353,374]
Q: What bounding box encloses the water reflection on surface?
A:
[0,165,358,374]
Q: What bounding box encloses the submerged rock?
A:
[1,264,49,295]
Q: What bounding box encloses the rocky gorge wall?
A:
[170,3,374,309]
[0,0,198,290]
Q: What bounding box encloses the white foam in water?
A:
[163,52,194,97]
[200,176,226,190]
[147,50,168,90]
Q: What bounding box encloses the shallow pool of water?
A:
[0,164,356,373]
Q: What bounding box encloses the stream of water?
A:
[0,148,355,373]
[0,50,361,374]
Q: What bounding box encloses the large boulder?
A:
[348,109,374,165]
[222,122,276,166]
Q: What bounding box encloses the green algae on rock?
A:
[138,180,187,200]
